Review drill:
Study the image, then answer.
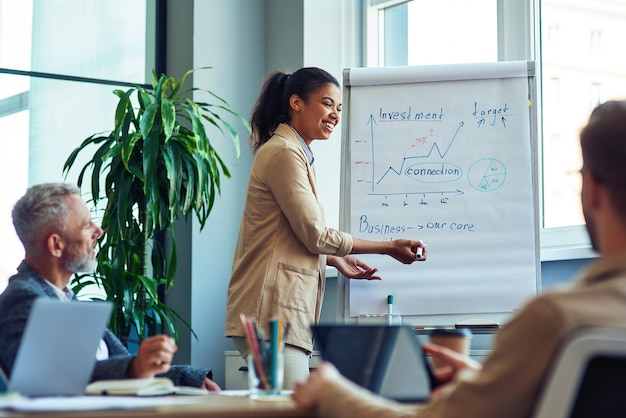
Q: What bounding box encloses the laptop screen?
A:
[8,298,112,397]
[311,324,438,402]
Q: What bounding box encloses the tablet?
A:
[311,324,438,402]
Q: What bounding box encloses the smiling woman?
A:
[288,82,341,144]
[223,67,428,390]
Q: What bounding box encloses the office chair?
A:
[532,328,626,418]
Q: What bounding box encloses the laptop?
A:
[2,298,112,397]
[311,324,439,402]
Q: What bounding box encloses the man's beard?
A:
[65,245,98,273]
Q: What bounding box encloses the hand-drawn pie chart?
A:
[468,158,506,192]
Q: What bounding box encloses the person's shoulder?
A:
[264,130,299,151]
[272,123,297,141]
[0,281,41,324]
[511,281,614,334]
[0,272,48,306]
[6,273,46,293]
[256,133,303,161]
[517,286,586,320]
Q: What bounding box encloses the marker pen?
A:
[416,240,425,259]
[387,294,394,325]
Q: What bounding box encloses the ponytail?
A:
[249,67,340,153]
[249,72,290,153]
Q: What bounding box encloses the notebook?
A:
[2,298,113,397]
[311,324,439,402]
[85,377,209,396]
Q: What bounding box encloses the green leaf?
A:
[162,144,181,209]
[161,98,176,141]
[138,88,153,111]
[62,133,105,176]
[139,102,158,141]
[135,273,160,301]
[113,89,136,137]
[166,238,177,286]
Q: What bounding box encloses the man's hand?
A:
[292,362,340,410]
[423,342,481,399]
[202,377,221,391]
[128,335,178,379]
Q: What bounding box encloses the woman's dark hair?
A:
[249,67,339,153]
[580,100,626,219]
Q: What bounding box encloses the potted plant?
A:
[63,68,249,343]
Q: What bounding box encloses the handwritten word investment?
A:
[379,107,445,121]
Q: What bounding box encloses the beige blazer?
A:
[225,123,353,352]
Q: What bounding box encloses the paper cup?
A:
[428,328,472,369]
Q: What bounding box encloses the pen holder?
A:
[247,352,284,398]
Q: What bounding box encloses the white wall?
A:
[185,0,264,387]
[185,0,362,388]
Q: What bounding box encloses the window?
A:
[368,0,497,67]
[548,77,560,102]
[590,30,602,52]
[367,0,626,260]
[0,1,33,288]
[541,1,626,234]
[0,0,151,291]
[0,95,28,287]
[547,24,560,45]
[590,83,602,108]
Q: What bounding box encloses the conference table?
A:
[0,393,315,418]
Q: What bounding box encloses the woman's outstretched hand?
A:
[327,255,381,280]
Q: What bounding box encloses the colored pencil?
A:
[239,313,269,390]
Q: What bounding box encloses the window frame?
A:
[364,0,595,261]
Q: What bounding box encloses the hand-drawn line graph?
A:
[375,121,465,185]
[365,114,466,196]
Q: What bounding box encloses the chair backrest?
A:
[533,328,626,418]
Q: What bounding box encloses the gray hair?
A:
[12,183,81,250]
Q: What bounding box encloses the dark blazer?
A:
[0,261,209,387]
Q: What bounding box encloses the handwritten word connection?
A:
[359,215,475,235]
[379,107,445,121]
[405,163,462,183]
